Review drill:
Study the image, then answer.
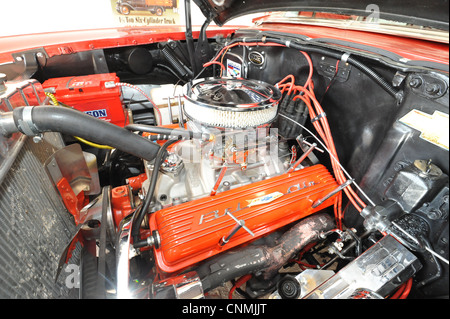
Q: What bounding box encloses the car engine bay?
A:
[0,24,448,300]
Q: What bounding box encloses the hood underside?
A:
[193,0,449,31]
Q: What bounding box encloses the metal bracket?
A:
[317,56,351,82]
[219,211,255,246]
[312,179,354,208]
[288,142,317,173]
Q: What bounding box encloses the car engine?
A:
[0,26,448,300]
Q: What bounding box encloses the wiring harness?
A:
[201,39,373,230]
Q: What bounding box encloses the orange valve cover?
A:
[149,164,339,273]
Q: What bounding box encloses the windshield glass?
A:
[256,11,449,43]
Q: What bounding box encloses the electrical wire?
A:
[299,80,368,216]
[202,40,375,228]
[290,241,324,270]
[131,137,182,244]
[115,82,162,125]
[73,136,114,150]
[203,61,226,75]
[228,274,252,299]
[390,278,413,299]
[45,91,59,106]
[320,60,341,104]
[292,83,368,212]
[398,278,413,299]
[275,52,369,227]
[300,51,314,88]
[280,107,371,227]
[279,113,375,207]
[219,45,231,75]
[195,36,409,232]
[277,52,443,266]
[202,41,285,77]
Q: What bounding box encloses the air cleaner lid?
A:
[184,77,281,112]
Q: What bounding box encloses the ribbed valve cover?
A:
[150,164,339,273]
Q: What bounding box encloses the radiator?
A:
[0,133,80,298]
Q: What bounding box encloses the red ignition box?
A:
[42,73,128,127]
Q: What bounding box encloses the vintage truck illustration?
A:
[116,0,176,16]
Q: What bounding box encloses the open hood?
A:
[193,0,449,31]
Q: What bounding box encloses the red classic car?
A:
[0,0,448,302]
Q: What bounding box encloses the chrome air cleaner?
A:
[183,78,281,128]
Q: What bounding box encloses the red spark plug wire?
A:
[390,278,413,299]
[228,274,252,299]
[203,41,370,228]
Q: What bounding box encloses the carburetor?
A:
[144,77,292,207]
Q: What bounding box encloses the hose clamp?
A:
[18,106,40,136]
[341,53,351,63]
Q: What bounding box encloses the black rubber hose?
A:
[346,55,401,99]
[211,35,400,99]
[131,137,181,243]
[161,45,194,80]
[125,123,213,141]
[264,36,401,99]
[196,213,335,293]
[12,106,160,162]
[156,63,188,83]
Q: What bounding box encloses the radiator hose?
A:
[196,212,335,293]
[3,106,160,162]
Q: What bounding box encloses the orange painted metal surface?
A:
[42,73,128,127]
[149,164,339,273]
[0,26,237,63]
[56,177,88,225]
[1,24,446,67]
[111,185,134,229]
[126,173,148,191]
